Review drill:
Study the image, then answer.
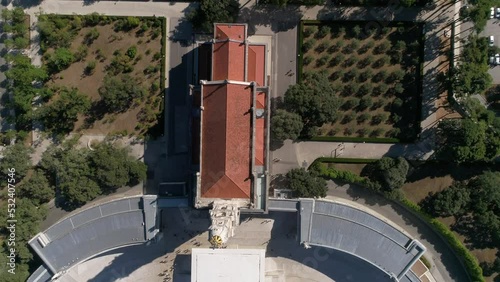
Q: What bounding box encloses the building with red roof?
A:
[190,23,270,211]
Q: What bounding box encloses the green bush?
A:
[316,54,330,67]
[303,26,317,38]
[85,27,100,45]
[303,56,313,66]
[357,128,369,137]
[358,96,373,110]
[303,38,317,52]
[126,45,137,59]
[357,113,371,124]
[329,54,344,66]
[358,69,373,82]
[315,41,330,53]
[316,25,331,38]
[373,84,389,96]
[370,128,384,137]
[344,127,354,136]
[85,60,97,75]
[153,52,162,61]
[342,112,356,124]
[343,56,358,67]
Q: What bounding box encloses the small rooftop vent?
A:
[256,109,265,118]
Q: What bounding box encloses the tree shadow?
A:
[239,4,303,35]
[170,5,198,47]
[12,0,42,8]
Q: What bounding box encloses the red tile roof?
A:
[255,92,266,166]
[215,24,246,41]
[213,41,245,81]
[201,83,252,198]
[248,45,266,86]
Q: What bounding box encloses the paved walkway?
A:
[271,0,461,175]
[326,180,469,282]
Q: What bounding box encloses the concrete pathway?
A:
[270,0,461,175]
[326,180,469,282]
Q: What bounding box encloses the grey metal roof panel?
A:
[310,213,415,276]
[27,265,52,282]
[70,206,101,228]
[44,218,74,241]
[100,198,136,216]
[268,198,299,211]
[313,201,410,247]
[35,211,145,272]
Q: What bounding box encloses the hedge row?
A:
[159,16,166,111]
[308,136,401,143]
[400,198,483,282]
[315,157,377,164]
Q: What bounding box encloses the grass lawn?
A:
[300,21,423,141]
[40,15,165,137]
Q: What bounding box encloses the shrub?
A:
[357,128,369,137]
[303,26,317,38]
[303,38,317,52]
[343,56,358,67]
[386,128,401,138]
[47,48,74,73]
[343,69,359,81]
[342,112,356,124]
[373,56,389,68]
[328,128,338,136]
[374,41,390,54]
[394,83,405,94]
[153,52,162,61]
[316,54,330,67]
[373,84,389,96]
[372,99,386,109]
[391,114,402,123]
[357,113,371,124]
[372,113,388,125]
[352,25,362,37]
[392,98,404,109]
[303,56,313,66]
[85,60,97,75]
[372,70,388,82]
[344,127,354,136]
[85,27,100,45]
[341,97,360,110]
[74,45,88,62]
[358,55,374,68]
[151,29,161,39]
[151,82,160,92]
[358,84,373,97]
[370,128,384,137]
[315,41,330,53]
[329,70,344,81]
[126,45,137,59]
[358,96,373,110]
[316,25,331,39]
[348,39,360,50]
[388,69,405,83]
[145,49,151,55]
[329,54,344,66]
[358,69,373,82]
[342,84,359,97]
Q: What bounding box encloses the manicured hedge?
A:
[315,157,484,282]
[307,136,401,143]
[315,157,377,163]
[400,198,483,282]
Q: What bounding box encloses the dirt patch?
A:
[43,16,164,137]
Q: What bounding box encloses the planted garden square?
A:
[300,21,424,141]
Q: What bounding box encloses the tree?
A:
[0,143,33,187]
[46,48,74,73]
[438,119,487,163]
[89,142,147,191]
[39,87,90,135]
[99,74,146,112]
[284,72,341,135]
[286,168,327,198]
[18,170,54,206]
[468,171,500,214]
[187,0,239,32]
[430,182,471,216]
[271,109,304,141]
[369,157,409,191]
